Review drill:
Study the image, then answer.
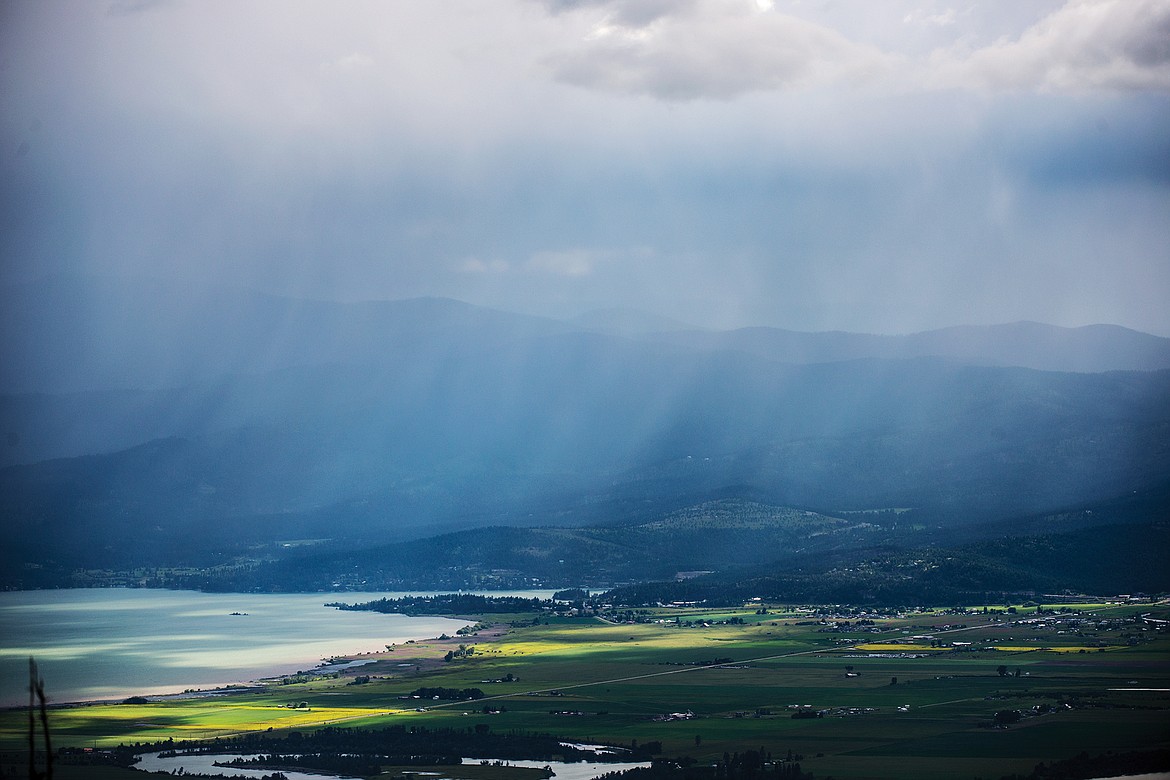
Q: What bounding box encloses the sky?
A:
[1,0,1169,334]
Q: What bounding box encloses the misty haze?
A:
[1,2,1168,779]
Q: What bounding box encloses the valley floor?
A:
[3,599,1169,780]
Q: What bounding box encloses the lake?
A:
[0,588,552,707]
[135,751,651,780]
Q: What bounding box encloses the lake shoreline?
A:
[4,630,501,712]
[1,683,270,712]
[1,588,549,708]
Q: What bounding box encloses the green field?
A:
[3,600,1168,779]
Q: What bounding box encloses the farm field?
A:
[2,600,1168,779]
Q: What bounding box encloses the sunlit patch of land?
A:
[42,702,396,744]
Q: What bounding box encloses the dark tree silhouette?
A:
[28,657,52,780]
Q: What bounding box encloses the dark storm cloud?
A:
[544,1,895,100]
[1,0,1168,335]
[935,0,1170,92]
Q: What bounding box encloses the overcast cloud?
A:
[1,0,1168,334]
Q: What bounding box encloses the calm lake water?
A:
[136,751,650,780]
[0,588,552,707]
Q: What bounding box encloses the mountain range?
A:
[1,276,1168,588]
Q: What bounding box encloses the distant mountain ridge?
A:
[4,276,1169,396]
[651,321,1170,373]
[1,276,575,394]
[2,275,1168,588]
